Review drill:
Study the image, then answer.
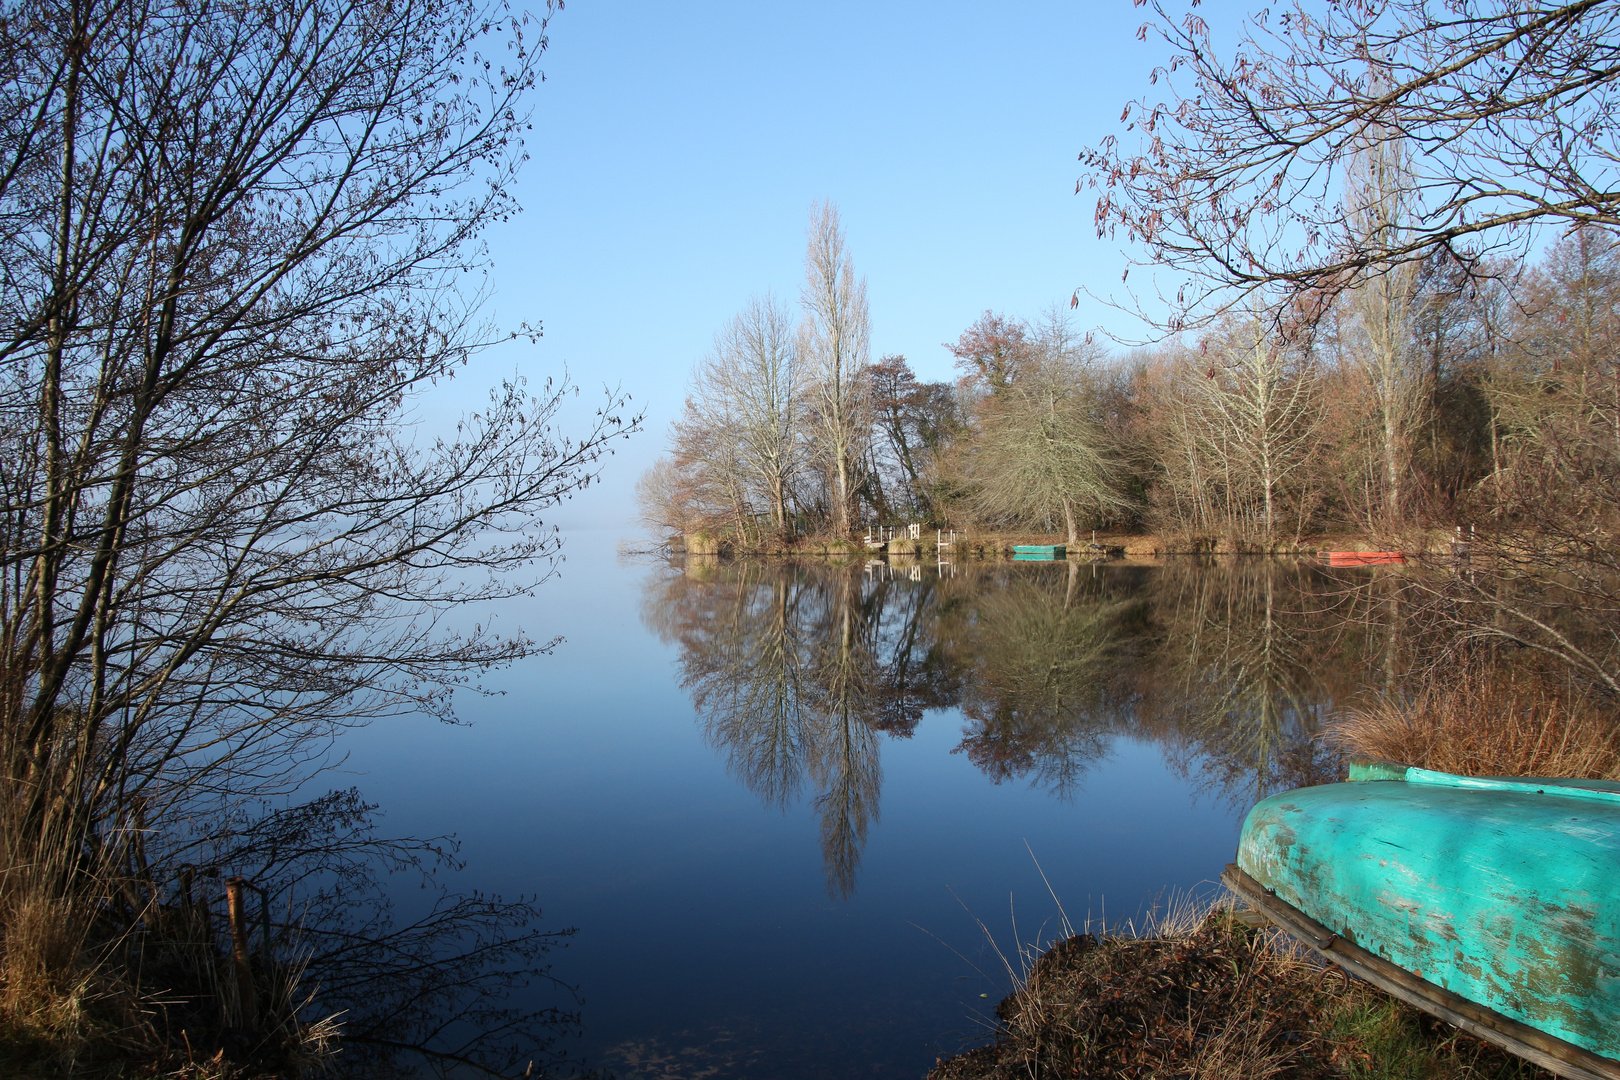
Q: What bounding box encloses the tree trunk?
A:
[1383,405,1401,525]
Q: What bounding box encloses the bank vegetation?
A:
[642,215,1620,560]
[929,900,1551,1080]
[0,0,636,1074]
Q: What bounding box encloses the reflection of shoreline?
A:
[671,530,1420,559]
[640,558,1411,897]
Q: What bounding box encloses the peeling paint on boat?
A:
[1237,776,1620,1057]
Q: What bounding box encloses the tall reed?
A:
[0,762,331,1074]
[1326,662,1620,780]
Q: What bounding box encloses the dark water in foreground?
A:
[340,538,1410,1078]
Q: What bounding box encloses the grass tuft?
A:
[1325,663,1620,780]
[928,903,1552,1080]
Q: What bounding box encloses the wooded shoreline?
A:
[673,529,1470,559]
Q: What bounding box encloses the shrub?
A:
[1326,663,1620,780]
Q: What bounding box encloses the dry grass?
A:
[928,903,1550,1080]
[0,877,141,1076]
[1325,663,1620,780]
[0,896,99,1075]
[0,817,143,1077]
[0,807,333,1079]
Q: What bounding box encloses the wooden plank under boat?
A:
[1319,550,1406,566]
[1223,762,1620,1080]
[1012,544,1066,559]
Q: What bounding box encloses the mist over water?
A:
[344,543,1413,1078]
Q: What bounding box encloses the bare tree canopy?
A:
[968,311,1132,543]
[1187,313,1321,537]
[800,200,871,536]
[1082,0,1620,327]
[868,354,964,517]
[0,0,638,1060]
[947,311,1033,396]
[683,294,802,531]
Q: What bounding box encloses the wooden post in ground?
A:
[225,877,257,1028]
[260,887,273,988]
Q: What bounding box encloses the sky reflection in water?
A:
[340,537,1397,1079]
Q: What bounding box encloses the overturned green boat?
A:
[1012,544,1065,560]
[1223,762,1620,1080]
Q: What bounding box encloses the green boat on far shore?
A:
[1012,544,1065,560]
[1224,762,1620,1080]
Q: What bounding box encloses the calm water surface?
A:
[340,533,1403,1078]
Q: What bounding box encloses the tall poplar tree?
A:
[800,201,870,535]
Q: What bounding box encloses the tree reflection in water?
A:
[1140,560,1349,807]
[948,560,1148,795]
[641,556,1399,896]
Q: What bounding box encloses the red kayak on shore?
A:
[1321,551,1405,566]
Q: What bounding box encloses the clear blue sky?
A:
[454,1,1188,529]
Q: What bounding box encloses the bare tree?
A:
[1496,226,1620,481]
[800,200,870,536]
[668,397,755,540]
[636,454,698,540]
[646,294,804,545]
[946,311,1033,396]
[0,0,638,1063]
[704,294,803,530]
[1197,312,1320,539]
[1344,134,1425,524]
[867,354,964,518]
[1081,0,1620,327]
[968,311,1131,542]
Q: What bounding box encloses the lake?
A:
[338,534,1407,1078]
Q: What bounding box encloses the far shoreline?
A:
[666,528,1470,561]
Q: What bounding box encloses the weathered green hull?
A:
[1236,769,1620,1062]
